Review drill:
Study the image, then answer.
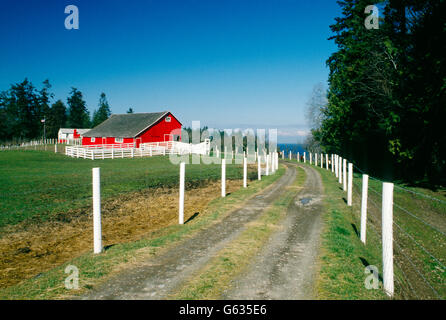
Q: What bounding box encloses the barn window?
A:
[165,116,171,122]
[91,137,95,142]
[115,138,123,143]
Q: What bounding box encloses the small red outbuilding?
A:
[82,111,182,148]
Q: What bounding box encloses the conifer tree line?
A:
[0,78,112,143]
[310,0,445,185]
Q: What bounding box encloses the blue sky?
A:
[0,0,341,143]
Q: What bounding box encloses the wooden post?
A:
[347,163,353,206]
[257,154,261,180]
[382,182,394,297]
[221,159,226,197]
[326,154,329,170]
[338,157,342,184]
[92,168,102,254]
[243,157,247,188]
[303,152,306,163]
[266,154,270,176]
[360,174,369,244]
[343,158,347,191]
[179,162,185,224]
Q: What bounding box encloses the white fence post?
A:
[303,152,306,163]
[360,174,369,244]
[347,163,353,206]
[297,152,300,162]
[331,154,334,173]
[243,156,247,188]
[266,154,270,176]
[257,155,261,180]
[326,154,329,170]
[221,159,226,197]
[179,162,185,224]
[335,155,338,177]
[289,151,291,160]
[382,182,394,297]
[273,152,276,173]
[338,157,342,183]
[310,152,312,165]
[343,158,347,191]
[320,153,323,168]
[92,168,102,254]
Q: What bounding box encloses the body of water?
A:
[277,143,306,155]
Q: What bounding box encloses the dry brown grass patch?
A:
[0,180,242,289]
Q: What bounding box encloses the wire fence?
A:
[348,159,445,299]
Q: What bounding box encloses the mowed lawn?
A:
[0,149,250,230]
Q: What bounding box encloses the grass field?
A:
[0,148,265,290]
[0,148,253,230]
[305,161,446,300]
[0,156,284,299]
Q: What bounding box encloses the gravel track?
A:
[83,163,298,300]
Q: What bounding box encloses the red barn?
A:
[82,111,182,148]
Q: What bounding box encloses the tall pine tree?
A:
[92,93,111,127]
[67,88,90,128]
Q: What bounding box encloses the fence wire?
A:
[347,158,445,299]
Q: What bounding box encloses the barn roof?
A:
[58,128,90,135]
[82,112,173,138]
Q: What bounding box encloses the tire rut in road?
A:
[222,164,324,300]
[83,164,297,300]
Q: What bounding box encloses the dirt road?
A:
[84,162,299,299]
[223,164,324,299]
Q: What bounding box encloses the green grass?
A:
[305,164,389,300]
[0,149,253,230]
[0,162,285,299]
[352,172,446,299]
[305,162,445,300]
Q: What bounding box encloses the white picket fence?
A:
[65,140,211,160]
[0,139,59,150]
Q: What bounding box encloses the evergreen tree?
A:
[314,0,446,185]
[67,88,90,128]
[46,100,67,138]
[92,93,111,127]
